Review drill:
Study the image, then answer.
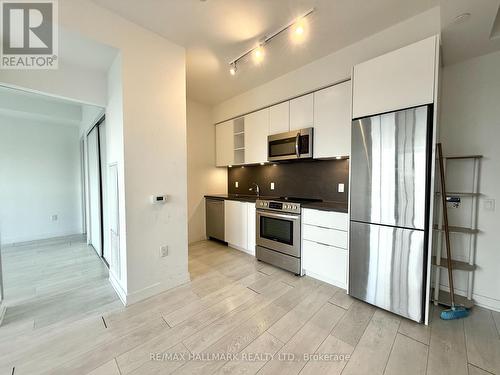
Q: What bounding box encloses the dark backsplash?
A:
[228,159,349,203]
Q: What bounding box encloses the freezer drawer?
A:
[350,105,431,230]
[349,221,426,323]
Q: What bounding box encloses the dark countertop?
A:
[204,194,268,203]
[301,201,348,213]
[205,194,348,213]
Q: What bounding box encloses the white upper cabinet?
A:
[269,102,290,135]
[352,35,438,119]
[215,120,234,167]
[313,81,351,158]
[244,108,269,164]
[290,93,314,131]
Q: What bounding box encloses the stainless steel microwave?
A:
[267,128,313,162]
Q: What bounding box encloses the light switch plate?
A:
[160,245,169,258]
[270,182,275,190]
[235,181,239,188]
[51,215,58,221]
[338,183,345,193]
[484,199,496,211]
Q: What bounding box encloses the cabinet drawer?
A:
[303,224,347,249]
[302,239,347,289]
[302,209,348,231]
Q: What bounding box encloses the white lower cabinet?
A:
[302,208,348,289]
[225,200,256,255]
[303,240,347,289]
[224,200,247,250]
[246,203,256,255]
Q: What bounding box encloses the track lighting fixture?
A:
[228,8,315,75]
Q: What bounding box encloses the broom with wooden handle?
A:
[437,143,469,320]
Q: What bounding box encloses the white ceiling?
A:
[90,0,500,105]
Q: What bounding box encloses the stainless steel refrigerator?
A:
[349,105,432,323]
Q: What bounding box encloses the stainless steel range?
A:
[256,197,320,275]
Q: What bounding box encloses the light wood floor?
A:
[1,239,500,375]
[0,235,120,329]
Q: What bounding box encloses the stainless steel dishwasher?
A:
[205,198,225,242]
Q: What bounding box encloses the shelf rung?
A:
[436,192,481,197]
[445,155,483,160]
[431,256,476,271]
[433,225,479,234]
[431,288,474,309]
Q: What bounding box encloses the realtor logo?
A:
[1,0,58,69]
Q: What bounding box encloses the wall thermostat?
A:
[151,195,168,204]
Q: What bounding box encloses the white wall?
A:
[0,0,189,305]
[213,7,440,123]
[0,116,82,244]
[58,0,188,304]
[187,99,227,244]
[440,50,500,311]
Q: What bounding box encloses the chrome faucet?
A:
[249,182,260,196]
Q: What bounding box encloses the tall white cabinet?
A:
[215,120,234,167]
[244,108,269,165]
[269,102,290,135]
[352,35,438,119]
[289,93,314,131]
[313,81,351,158]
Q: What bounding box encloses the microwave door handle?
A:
[295,132,300,158]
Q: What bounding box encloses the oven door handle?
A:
[295,132,300,158]
[258,211,300,221]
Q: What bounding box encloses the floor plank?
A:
[328,288,354,310]
[384,333,428,375]
[467,363,495,375]
[464,307,500,374]
[299,335,354,375]
[427,307,468,375]
[258,302,346,375]
[331,299,376,347]
[398,317,431,345]
[86,359,121,375]
[341,309,401,375]
[2,239,500,375]
[214,332,283,375]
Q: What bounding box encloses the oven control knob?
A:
[293,205,298,210]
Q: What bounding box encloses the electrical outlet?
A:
[160,245,169,258]
[484,199,496,211]
[338,183,345,193]
[270,182,275,190]
[235,181,239,188]
[51,214,58,221]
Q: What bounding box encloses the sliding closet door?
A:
[99,121,110,264]
[87,127,102,256]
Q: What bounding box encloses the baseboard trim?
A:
[108,272,127,306]
[305,270,347,290]
[125,272,191,306]
[2,233,85,248]
[433,283,500,312]
[0,301,6,326]
[228,243,255,257]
